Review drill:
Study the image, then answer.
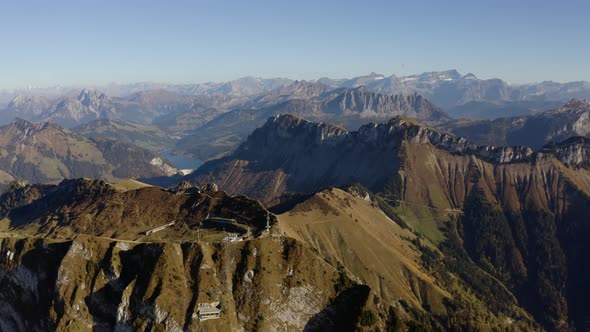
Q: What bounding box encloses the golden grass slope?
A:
[111,179,152,192]
[278,187,450,315]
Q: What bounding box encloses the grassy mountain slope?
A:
[0,118,177,187]
[279,188,449,309]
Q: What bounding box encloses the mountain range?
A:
[3,69,590,124]
[3,71,590,164]
[4,70,590,107]
[4,89,120,128]
[175,83,451,160]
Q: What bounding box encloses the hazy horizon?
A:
[1,0,589,89]
[1,68,588,93]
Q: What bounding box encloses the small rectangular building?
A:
[197,302,221,321]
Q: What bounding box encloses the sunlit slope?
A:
[279,188,449,313]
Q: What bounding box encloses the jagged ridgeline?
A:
[187,113,590,331]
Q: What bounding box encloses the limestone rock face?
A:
[201,182,218,192]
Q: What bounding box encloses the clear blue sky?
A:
[1,0,589,89]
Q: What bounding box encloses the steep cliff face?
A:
[397,142,590,330]
[325,90,451,123]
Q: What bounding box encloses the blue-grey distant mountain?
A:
[2,89,120,128]
[319,70,590,110]
[3,70,589,125]
[1,95,53,123]
[1,89,242,131]
[443,99,590,149]
[445,100,564,119]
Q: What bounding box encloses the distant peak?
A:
[562,98,590,109]
[234,76,260,83]
[289,80,311,86]
[78,88,94,96]
[416,69,462,80]
[288,80,326,87]
[443,69,462,78]
[77,88,105,100]
[7,95,48,107]
[9,95,26,103]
